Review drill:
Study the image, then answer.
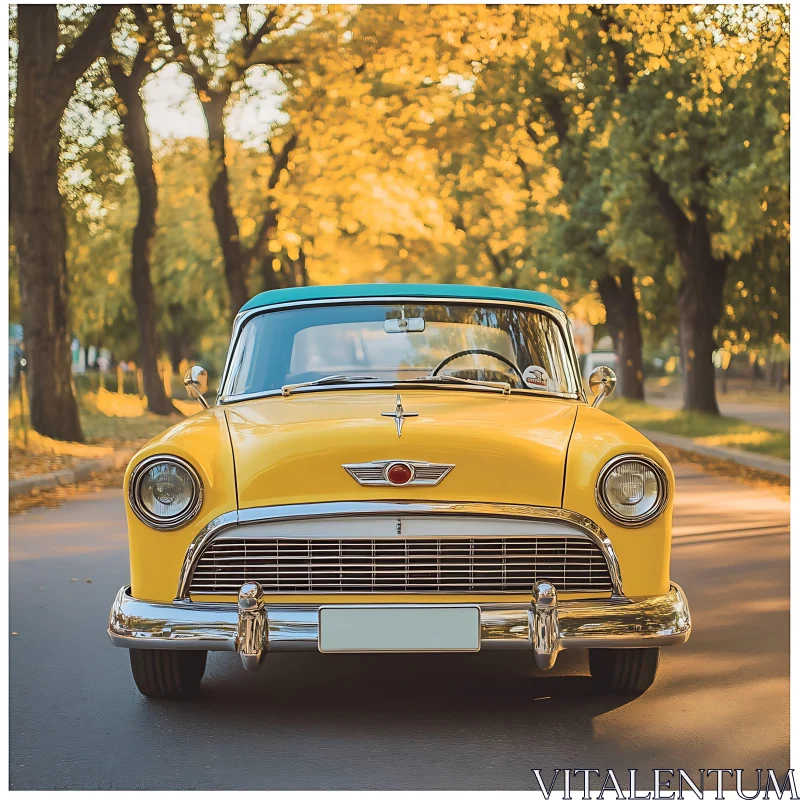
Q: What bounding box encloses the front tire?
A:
[129,649,207,698]
[589,648,660,695]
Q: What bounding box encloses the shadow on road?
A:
[157,649,636,717]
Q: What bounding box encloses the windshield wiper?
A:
[403,375,511,395]
[281,375,380,397]
[282,373,511,397]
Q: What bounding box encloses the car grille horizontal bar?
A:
[189,536,614,595]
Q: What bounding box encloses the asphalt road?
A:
[9,464,790,790]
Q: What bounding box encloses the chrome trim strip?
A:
[128,455,204,531]
[174,501,625,600]
[220,382,583,404]
[108,582,691,653]
[216,296,587,405]
[215,522,597,541]
[342,460,455,487]
[595,454,670,528]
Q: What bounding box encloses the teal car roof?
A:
[240,284,563,313]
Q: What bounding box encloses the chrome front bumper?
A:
[108,581,691,672]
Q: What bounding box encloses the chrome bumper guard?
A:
[108,581,691,671]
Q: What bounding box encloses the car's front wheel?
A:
[589,648,660,695]
[129,649,207,698]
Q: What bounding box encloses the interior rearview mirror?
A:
[384,317,425,333]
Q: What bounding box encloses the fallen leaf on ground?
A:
[10,467,126,515]
[659,444,789,496]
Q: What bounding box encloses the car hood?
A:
[224,389,578,509]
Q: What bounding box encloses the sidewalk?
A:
[639,428,789,478]
[645,378,790,433]
[9,449,135,499]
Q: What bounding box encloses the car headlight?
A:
[129,456,203,530]
[596,455,668,527]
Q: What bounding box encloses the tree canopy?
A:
[9,3,789,437]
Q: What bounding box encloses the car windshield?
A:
[222,302,580,398]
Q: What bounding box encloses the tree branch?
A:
[239,4,251,39]
[243,7,278,59]
[486,246,504,280]
[541,90,569,144]
[590,4,632,92]
[107,6,157,100]
[131,4,151,34]
[245,132,299,265]
[248,207,279,269]
[161,4,209,92]
[51,5,121,109]
[107,58,128,97]
[245,52,300,70]
[647,167,689,244]
[129,5,158,86]
[516,155,532,189]
[267,132,298,190]
[524,122,541,145]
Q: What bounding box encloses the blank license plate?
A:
[318,605,481,653]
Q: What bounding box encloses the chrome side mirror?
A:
[589,366,617,408]
[184,365,209,409]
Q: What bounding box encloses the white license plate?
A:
[318,605,481,653]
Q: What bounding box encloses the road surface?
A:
[9,465,789,790]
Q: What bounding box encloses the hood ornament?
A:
[381,393,418,438]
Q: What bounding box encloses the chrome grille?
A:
[189,535,613,595]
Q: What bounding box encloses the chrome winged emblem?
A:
[381,393,418,438]
[343,460,455,487]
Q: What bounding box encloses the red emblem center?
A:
[386,463,413,485]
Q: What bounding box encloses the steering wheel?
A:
[430,349,525,386]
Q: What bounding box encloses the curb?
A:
[638,428,790,478]
[9,449,136,499]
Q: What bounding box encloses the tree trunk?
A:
[295,248,308,287]
[11,8,84,441]
[112,63,175,416]
[752,356,764,383]
[596,267,645,401]
[676,260,727,414]
[202,94,250,319]
[249,135,299,294]
[255,209,282,292]
[648,169,727,414]
[168,331,186,370]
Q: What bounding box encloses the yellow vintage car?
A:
[108,284,691,698]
